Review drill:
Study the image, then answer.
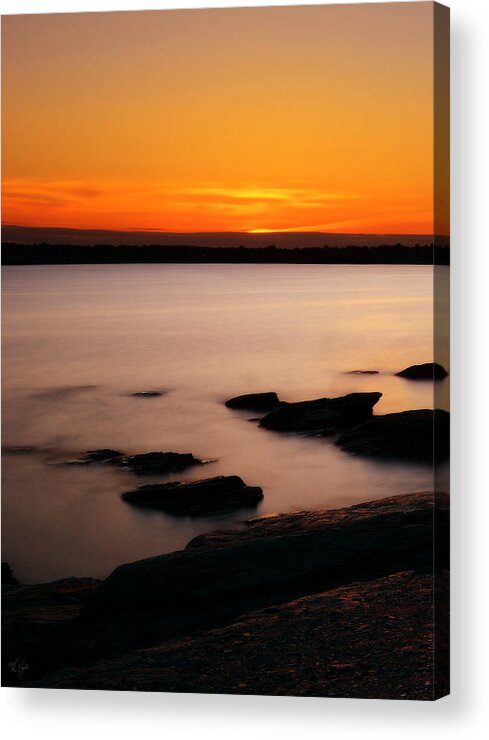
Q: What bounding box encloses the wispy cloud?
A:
[2,178,429,234]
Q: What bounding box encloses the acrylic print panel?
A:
[1,2,449,699]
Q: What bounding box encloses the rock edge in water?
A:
[74,449,123,464]
[347,370,380,375]
[120,452,205,476]
[121,475,264,516]
[336,409,449,461]
[130,391,164,397]
[396,362,448,380]
[225,392,282,411]
[70,449,207,476]
[259,392,382,433]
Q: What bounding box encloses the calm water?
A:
[2,264,449,583]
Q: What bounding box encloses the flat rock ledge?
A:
[259,392,382,433]
[121,475,263,516]
[336,409,449,462]
[396,362,448,380]
[2,491,449,698]
[225,392,282,412]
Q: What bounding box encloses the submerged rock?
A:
[336,409,449,462]
[347,370,379,375]
[396,363,448,380]
[225,392,282,412]
[71,449,124,465]
[130,391,163,397]
[259,392,382,433]
[121,475,263,516]
[120,451,204,476]
[68,449,207,475]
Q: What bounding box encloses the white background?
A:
[0,0,488,737]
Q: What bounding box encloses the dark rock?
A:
[259,392,382,433]
[336,409,449,462]
[27,572,447,699]
[347,370,379,375]
[120,451,205,476]
[72,449,124,465]
[2,562,19,586]
[121,475,263,516]
[396,363,448,380]
[3,492,449,698]
[67,449,206,475]
[130,391,163,397]
[2,577,101,686]
[225,392,281,412]
[86,491,448,636]
[186,490,448,553]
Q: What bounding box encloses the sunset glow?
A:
[1,4,445,236]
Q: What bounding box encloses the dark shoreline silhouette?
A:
[2,242,449,265]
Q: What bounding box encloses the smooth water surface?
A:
[2,264,449,582]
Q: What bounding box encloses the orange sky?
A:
[1,3,445,235]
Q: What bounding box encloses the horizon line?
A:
[2,224,446,238]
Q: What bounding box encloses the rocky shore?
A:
[2,491,449,699]
[2,369,450,697]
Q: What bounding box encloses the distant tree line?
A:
[1,242,449,266]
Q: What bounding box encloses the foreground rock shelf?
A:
[30,572,448,698]
[2,491,449,697]
[87,491,447,629]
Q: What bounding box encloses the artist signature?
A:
[9,657,29,677]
